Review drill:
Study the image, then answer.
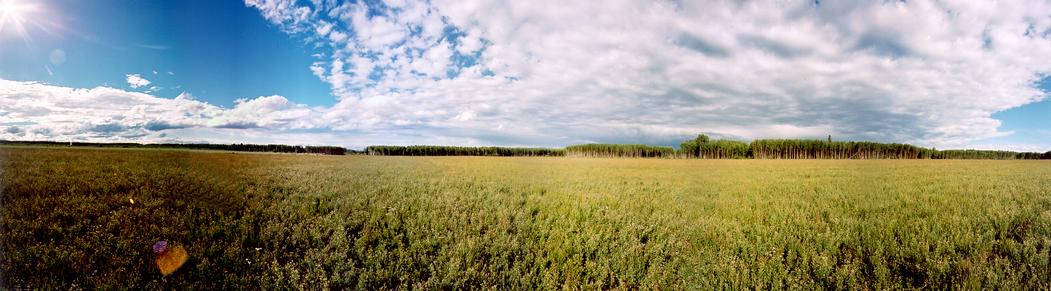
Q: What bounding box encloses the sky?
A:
[0,0,1049,151]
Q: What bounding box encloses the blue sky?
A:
[0,0,329,107]
[0,0,1049,151]
[988,78,1051,149]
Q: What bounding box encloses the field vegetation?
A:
[1,146,1050,289]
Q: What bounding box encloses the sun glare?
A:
[0,0,38,43]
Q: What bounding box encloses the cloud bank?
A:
[4,0,1051,149]
[0,79,323,143]
[248,0,1051,149]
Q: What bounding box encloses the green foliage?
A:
[675,136,1050,160]
[0,148,268,289]
[564,144,675,158]
[365,145,564,156]
[933,149,1033,160]
[679,141,698,158]
[678,139,750,159]
[749,139,934,159]
[695,134,710,144]
[3,147,1051,289]
[695,134,709,157]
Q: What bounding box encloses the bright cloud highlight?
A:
[125,74,151,89]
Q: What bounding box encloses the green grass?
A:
[1,146,1050,289]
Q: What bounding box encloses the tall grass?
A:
[1,147,1049,288]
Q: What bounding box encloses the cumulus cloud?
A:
[0,79,326,143]
[238,0,1051,150]
[125,74,151,89]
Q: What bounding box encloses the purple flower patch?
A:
[153,240,168,255]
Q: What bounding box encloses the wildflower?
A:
[152,241,167,254]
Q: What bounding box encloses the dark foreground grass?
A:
[0,146,1049,289]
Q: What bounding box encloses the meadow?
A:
[1,146,1049,289]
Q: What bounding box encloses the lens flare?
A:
[0,0,39,44]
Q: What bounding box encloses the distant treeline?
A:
[366,145,565,156]
[564,144,676,158]
[676,135,1051,160]
[5,137,1050,159]
[680,136,750,159]
[557,135,1050,159]
[747,139,933,159]
[0,140,351,155]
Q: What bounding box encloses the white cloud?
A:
[457,28,484,55]
[243,0,312,33]
[6,1,1051,151]
[125,74,151,89]
[0,79,327,144]
[240,0,1051,150]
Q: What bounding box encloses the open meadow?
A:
[1,146,1049,289]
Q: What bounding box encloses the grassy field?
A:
[1,146,1049,289]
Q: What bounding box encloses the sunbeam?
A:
[0,0,40,44]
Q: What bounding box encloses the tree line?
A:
[163,143,349,155]
[674,134,1050,160]
[564,144,676,158]
[680,135,751,159]
[0,140,349,155]
[932,149,1042,160]
[366,145,565,156]
[749,139,934,159]
[5,137,1050,159]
